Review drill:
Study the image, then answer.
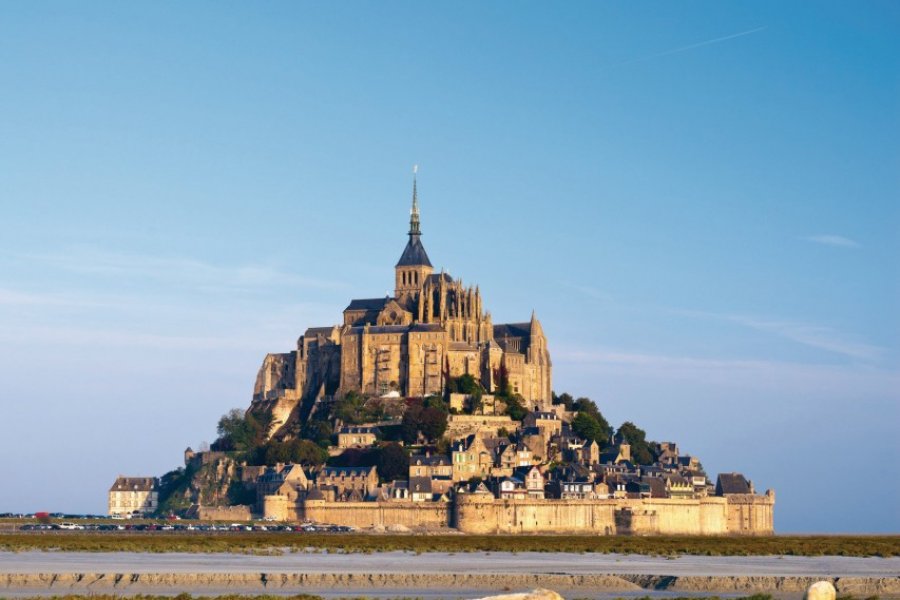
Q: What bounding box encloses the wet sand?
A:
[1,551,898,598]
[2,550,898,577]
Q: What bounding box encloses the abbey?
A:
[252,176,552,436]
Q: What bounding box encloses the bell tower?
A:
[395,167,433,300]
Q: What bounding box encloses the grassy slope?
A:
[0,533,898,557]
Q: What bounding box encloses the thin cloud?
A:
[566,285,883,363]
[672,308,883,362]
[554,344,899,396]
[803,234,860,248]
[600,26,767,71]
[727,315,881,361]
[562,282,615,303]
[18,248,348,292]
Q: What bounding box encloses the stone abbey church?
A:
[252,176,552,436]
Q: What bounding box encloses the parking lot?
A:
[3,513,354,534]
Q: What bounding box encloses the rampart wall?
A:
[454,496,617,534]
[266,491,774,535]
[299,500,450,529]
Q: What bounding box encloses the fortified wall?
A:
[264,496,450,529]
[264,490,774,535]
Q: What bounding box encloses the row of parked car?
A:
[18,522,355,533]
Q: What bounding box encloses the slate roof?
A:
[109,477,157,492]
[427,272,453,284]
[493,322,532,338]
[305,326,339,336]
[410,476,433,493]
[716,472,751,495]
[345,297,391,312]
[409,323,444,333]
[339,426,380,435]
[396,235,432,267]
[348,324,410,334]
[320,466,377,478]
[411,454,451,467]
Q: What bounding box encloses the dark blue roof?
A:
[345,297,391,311]
[396,234,432,267]
[493,322,532,338]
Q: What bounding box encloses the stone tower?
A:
[394,172,433,302]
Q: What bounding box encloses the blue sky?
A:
[0,2,897,532]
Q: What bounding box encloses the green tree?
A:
[227,481,256,505]
[155,466,194,515]
[212,408,270,454]
[503,393,528,421]
[448,374,484,398]
[572,412,605,446]
[334,391,367,425]
[330,447,379,468]
[401,403,424,444]
[424,394,448,413]
[288,439,328,466]
[419,406,448,441]
[553,392,575,410]
[376,443,409,482]
[572,397,613,441]
[400,401,448,442]
[302,419,333,448]
[259,439,328,467]
[616,421,657,465]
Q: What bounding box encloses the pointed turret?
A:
[529,309,544,337]
[396,168,431,268]
[395,167,434,300]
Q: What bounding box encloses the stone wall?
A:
[265,492,774,535]
[614,498,729,535]
[446,415,520,440]
[726,491,776,534]
[455,495,617,534]
[300,500,450,529]
[452,494,773,535]
[197,505,252,521]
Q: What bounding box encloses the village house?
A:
[513,465,545,499]
[409,476,433,502]
[716,472,754,496]
[337,425,380,449]
[523,411,563,438]
[108,476,158,517]
[315,465,379,499]
[451,435,503,482]
[409,452,453,478]
[496,476,527,500]
[497,442,533,470]
[256,463,309,506]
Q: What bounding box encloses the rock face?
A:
[806,581,837,600]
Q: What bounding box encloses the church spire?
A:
[396,166,432,269]
[409,165,421,236]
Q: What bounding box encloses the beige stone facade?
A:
[250,177,552,438]
[262,492,774,535]
[108,476,158,517]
